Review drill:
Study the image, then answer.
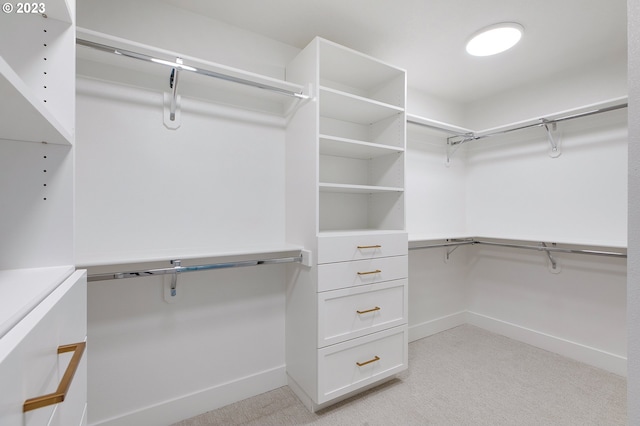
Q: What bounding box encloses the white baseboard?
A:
[466,311,627,377]
[409,311,467,342]
[89,365,287,426]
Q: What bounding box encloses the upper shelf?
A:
[407,96,628,140]
[76,28,308,117]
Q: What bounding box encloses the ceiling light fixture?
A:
[466,23,524,56]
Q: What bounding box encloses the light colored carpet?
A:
[173,325,627,425]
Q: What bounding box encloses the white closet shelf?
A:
[320,87,404,124]
[0,265,74,340]
[319,135,404,158]
[76,28,307,116]
[0,57,73,145]
[409,235,627,252]
[407,96,628,139]
[406,114,473,136]
[319,183,404,194]
[77,244,304,271]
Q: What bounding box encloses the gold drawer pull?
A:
[357,269,381,276]
[24,341,86,412]
[357,306,381,314]
[356,356,380,367]
[357,245,382,249]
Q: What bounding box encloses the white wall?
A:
[627,0,640,422]
[465,108,628,246]
[405,52,628,376]
[462,52,628,130]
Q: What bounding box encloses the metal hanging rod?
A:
[409,238,627,258]
[76,39,308,100]
[87,254,303,282]
[448,102,628,146]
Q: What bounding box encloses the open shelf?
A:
[319,38,405,107]
[319,183,404,194]
[320,87,403,124]
[319,135,404,158]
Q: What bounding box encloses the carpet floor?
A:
[173,325,627,425]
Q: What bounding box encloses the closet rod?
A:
[450,103,628,145]
[409,239,627,258]
[76,39,308,100]
[87,254,303,282]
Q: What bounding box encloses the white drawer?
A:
[317,326,407,404]
[318,279,407,347]
[0,271,87,426]
[318,255,407,292]
[317,232,407,264]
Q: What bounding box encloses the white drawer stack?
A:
[285,37,407,411]
[315,232,408,404]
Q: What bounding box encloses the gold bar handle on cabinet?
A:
[24,341,86,412]
[356,356,380,367]
[357,306,381,314]
[357,269,381,276]
[357,245,382,249]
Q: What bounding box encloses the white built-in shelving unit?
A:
[0,2,87,424]
[285,37,408,411]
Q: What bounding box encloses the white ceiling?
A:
[163,0,628,104]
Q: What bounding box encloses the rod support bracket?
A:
[540,242,561,273]
[542,119,562,158]
[163,58,183,129]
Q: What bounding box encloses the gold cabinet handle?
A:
[24,341,86,412]
[357,306,381,314]
[357,245,382,249]
[356,356,380,367]
[357,269,381,275]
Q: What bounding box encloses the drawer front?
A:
[317,232,407,264]
[0,271,87,426]
[318,279,407,347]
[318,255,407,292]
[317,326,407,404]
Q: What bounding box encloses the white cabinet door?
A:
[0,270,87,426]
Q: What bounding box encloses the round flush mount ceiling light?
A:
[466,23,524,56]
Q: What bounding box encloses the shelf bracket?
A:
[542,119,561,158]
[163,59,182,129]
[164,259,182,302]
[446,133,474,165]
[540,242,561,273]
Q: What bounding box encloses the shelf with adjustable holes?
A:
[0,1,85,425]
[285,37,408,411]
